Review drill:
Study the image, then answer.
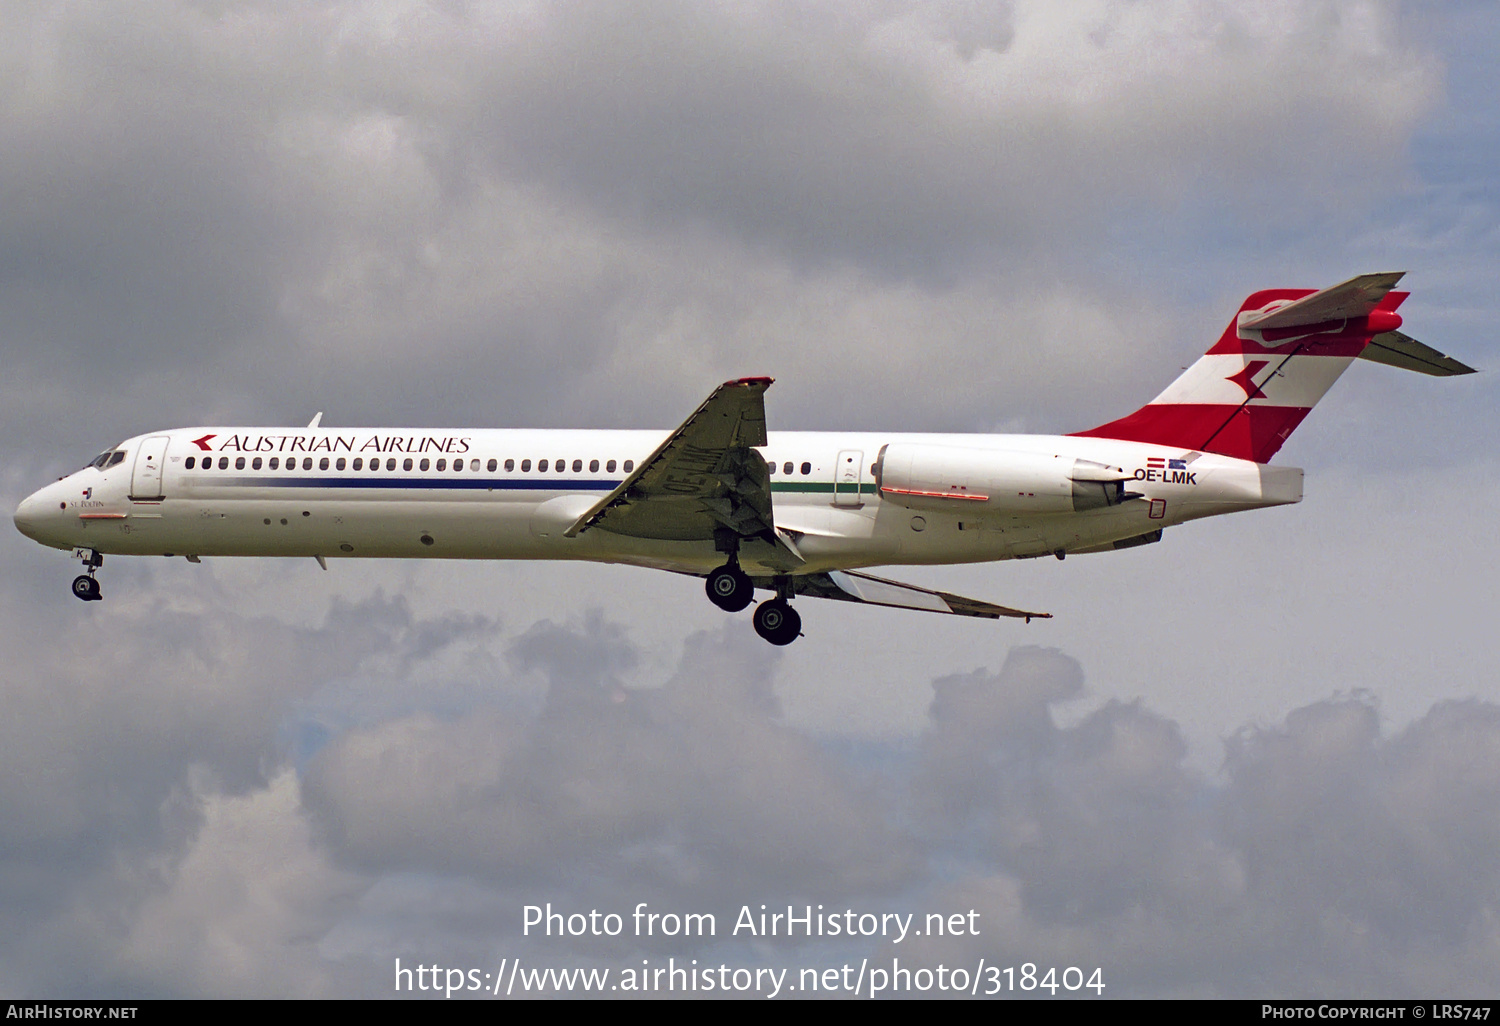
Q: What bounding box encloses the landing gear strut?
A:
[72,550,102,602]
[752,598,801,646]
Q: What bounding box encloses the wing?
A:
[566,378,794,557]
[751,569,1051,623]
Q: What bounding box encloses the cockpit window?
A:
[86,449,128,470]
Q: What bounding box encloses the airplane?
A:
[12,272,1474,645]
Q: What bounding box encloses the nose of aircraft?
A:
[13,490,45,541]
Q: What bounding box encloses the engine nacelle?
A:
[874,443,1133,515]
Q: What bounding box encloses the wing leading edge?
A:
[566,378,801,564]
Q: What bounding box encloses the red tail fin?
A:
[1073,273,1409,463]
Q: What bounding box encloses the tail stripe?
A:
[1073,279,1409,464]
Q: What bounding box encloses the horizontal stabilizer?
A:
[752,569,1050,622]
[1360,330,1476,376]
[1239,272,1405,330]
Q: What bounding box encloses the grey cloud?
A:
[0,0,1452,463]
[902,670,1500,997]
[302,619,917,906]
[4,576,1500,995]
[0,584,497,994]
[463,0,1437,272]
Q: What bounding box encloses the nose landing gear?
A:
[71,549,102,602]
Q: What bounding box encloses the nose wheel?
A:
[72,549,103,602]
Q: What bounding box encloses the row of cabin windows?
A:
[180,455,814,476]
[183,455,637,474]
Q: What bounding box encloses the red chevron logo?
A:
[1226,360,1269,400]
[190,434,217,451]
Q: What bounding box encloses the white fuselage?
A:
[14,426,1302,576]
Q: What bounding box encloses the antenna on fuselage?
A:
[307,412,323,428]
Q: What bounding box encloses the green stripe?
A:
[772,482,877,494]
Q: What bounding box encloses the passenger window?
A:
[319,457,330,470]
[767,461,775,475]
[252,457,262,470]
[453,459,463,472]
[572,459,582,472]
[353,458,362,470]
[270,457,279,470]
[522,459,531,472]
[556,459,566,473]
[470,459,479,471]
[800,462,811,475]
[783,462,793,475]
[185,456,196,470]
[490,459,501,472]
[303,457,313,470]
[402,458,413,471]
[538,459,548,472]
[387,458,397,471]
[233,456,244,470]
[624,460,634,472]
[419,458,430,471]
[589,459,599,472]
[219,457,229,470]
[502,459,512,472]
[436,459,447,471]
[606,459,616,473]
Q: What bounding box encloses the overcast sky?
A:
[2,0,1497,999]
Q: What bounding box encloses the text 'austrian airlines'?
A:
[13,273,1474,645]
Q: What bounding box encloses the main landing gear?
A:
[72,550,103,602]
[706,556,803,645]
[751,597,801,647]
[705,560,754,612]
